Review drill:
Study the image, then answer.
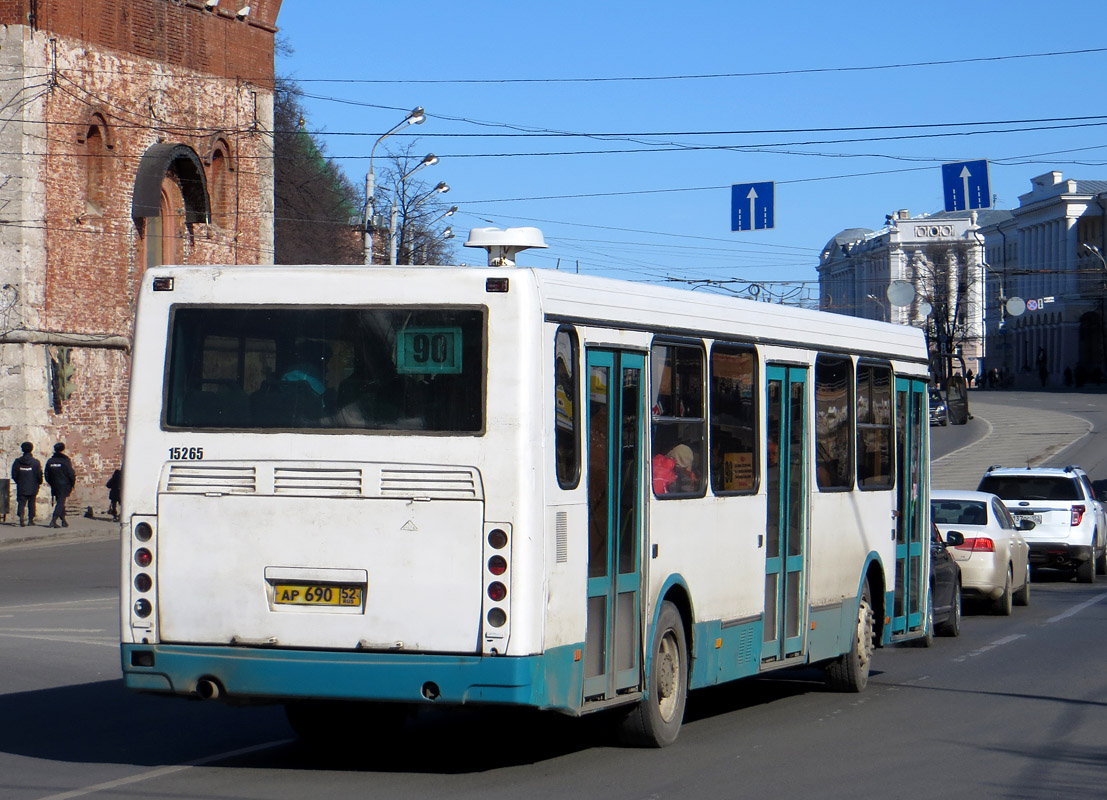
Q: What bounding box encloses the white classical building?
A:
[977,171,1107,387]
[818,207,1012,380]
[819,171,1107,388]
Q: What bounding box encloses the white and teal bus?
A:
[120,228,932,747]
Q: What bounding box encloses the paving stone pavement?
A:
[931,396,1092,490]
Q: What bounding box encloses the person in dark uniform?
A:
[11,441,43,527]
[44,442,76,528]
[106,468,122,521]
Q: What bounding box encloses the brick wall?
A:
[2,1,280,83]
[0,0,279,511]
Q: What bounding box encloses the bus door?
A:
[762,365,808,662]
[583,349,645,702]
[892,377,928,634]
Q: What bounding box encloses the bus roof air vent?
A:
[464,226,548,267]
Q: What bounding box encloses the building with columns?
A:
[818,207,1011,382]
[819,170,1107,389]
[977,172,1107,387]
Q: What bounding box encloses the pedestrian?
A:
[44,442,76,528]
[11,441,43,527]
[106,468,122,521]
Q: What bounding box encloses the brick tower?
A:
[0,0,282,511]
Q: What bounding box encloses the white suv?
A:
[977,465,1107,583]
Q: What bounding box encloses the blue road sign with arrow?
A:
[731,181,775,231]
[942,160,991,212]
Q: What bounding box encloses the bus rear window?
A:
[164,306,484,432]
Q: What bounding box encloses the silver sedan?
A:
[931,489,1031,615]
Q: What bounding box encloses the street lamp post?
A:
[392,181,450,265]
[386,160,442,265]
[364,106,426,265]
[865,293,887,321]
[972,228,1024,383]
[418,226,454,264]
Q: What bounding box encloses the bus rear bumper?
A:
[121,643,582,712]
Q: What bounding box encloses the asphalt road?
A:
[3,390,1106,799]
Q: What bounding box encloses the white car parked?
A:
[932,489,1031,615]
[977,465,1107,584]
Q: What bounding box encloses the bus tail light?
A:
[482,525,512,651]
[1071,505,1086,526]
[129,518,157,638]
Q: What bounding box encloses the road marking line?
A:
[0,596,115,612]
[0,632,117,648]
[953,634,1025,662]
[1046,592,1107,623]
[34,738,294,800]
[0,628,105,633]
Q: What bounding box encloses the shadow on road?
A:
[0,669,858,773]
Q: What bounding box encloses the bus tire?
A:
[826,580,874,692]
[618,601,687,748]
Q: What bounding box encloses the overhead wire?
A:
[12,45,1107,283]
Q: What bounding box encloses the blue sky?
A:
[275,1,1107,300]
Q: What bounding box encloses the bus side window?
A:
[650,341,706,497]
[856,362,893,490]
[555,327,580,489]
[710,343,758,494]
[815,354,854,490]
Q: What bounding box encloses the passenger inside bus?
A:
[651,444,697,495]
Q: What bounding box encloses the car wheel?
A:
[1077,557,1096,584]
[909,587,935,648]
[1096,544,1106,576]
[936,580,961,637]
[992,566,1013,616]
[1013,562,1030,607]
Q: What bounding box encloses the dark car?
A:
[917,522,964,646]
[928,388,948,426]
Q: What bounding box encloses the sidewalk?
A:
[0,508,119,549]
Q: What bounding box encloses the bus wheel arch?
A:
[864,560,887,646]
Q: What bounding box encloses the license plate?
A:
[1014,513,1042,525]
[274,584,363,607]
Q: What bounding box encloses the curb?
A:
[0,524,119,550]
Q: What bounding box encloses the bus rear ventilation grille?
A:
[166,465,257,494]
[380,468,480,499]
[274,467,362,496]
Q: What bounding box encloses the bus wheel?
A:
[618,601,687,747]
[826,581,874,692]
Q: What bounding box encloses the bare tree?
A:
[375,145,457,265]
[273,78,362,264]
[910,241,975,386]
